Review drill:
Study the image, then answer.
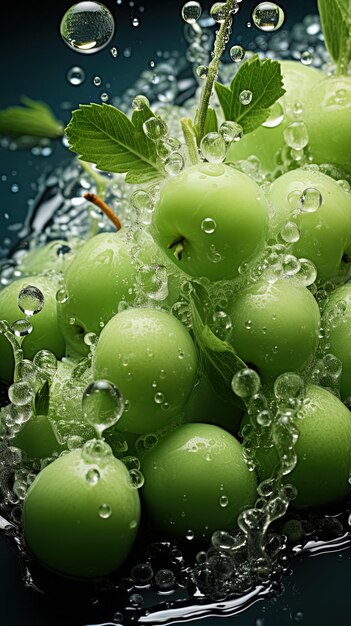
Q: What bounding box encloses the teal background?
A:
[2,1,351,626]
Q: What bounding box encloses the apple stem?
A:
[168,236,185,261]
[83,193,122,231]
[181,117,200,165]
[196,0,236,141]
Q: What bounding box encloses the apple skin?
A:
[227,279,320,384]
[58,229,185,358]
[268,168,351,285]
[0,275,65,383]
[17,239,79,276]
[92,307,198,435]
[322,283,351,400]
[226,60,322,175]
[303,75,351,175]
[141,422,257,540]
[150,162,269,281]
[241,385,351,509]
[22,449,141,579]
[13,414,63,460]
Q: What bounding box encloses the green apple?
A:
[304,75,351,175]
[92,307,198,434]
[141,422,257,540]
[227,278,320,383]
[242,385,351,508]
[226,60,322,175]
[23,448,141,579]
[0,275,65,382]
[13,414,63,460]
[268,168,351,285]
[150,162,269,281]
[322,282,351,400]
[17,238,80,276]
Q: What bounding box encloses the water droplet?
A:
[154,391,164,404]
[210,2,227,23]
[280,221,300,243]
[212,529,236,550]
[82,380,125,436]
[93,75,102,86]
[274,372,305,407]
[185,529,195,540]
[219,494,229,507]
[219,120,243,143]
[129,468,144,488]
[17,285,44,316]
[164,152,185,176]
[196,64,208,79]
[231,368,261,398]
[11,318,32,337]
[81,438,113,464]
[181,1,202,24]
[132,17,139,27]
[295,258,317,287]
[200,132,226,163]
[299,187,322,213]
[300,50,313,65]
[86,468,100,484]
[100,92,109,102]
[129,593,143,606]
[283,121,308,150]
[56,287,69,304]
[230,45,245,62]
[131,562,154,585]
[252,2,285,32]
[154,568,176,591]
[98,503,112,519]
[201,217,216,234]
[262,101,284,128]
[67,66,86,85]
[8,381,34,406]
[143,116,168,141]
[60,2,115,54]
[133,94,150,110]
[239,90,253,105]
[33,350,57,373]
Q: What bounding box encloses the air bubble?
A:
[181,1,202,24]
[200,132,226,163]
[17,285,44,316]
[82,380,125,436]
[219,121,243,143]
[60,2,115,54]
[252,2,285,32]
[230,45,245,62]
[98,503,112,519]
[231,368,261,398]
[239,90,253,105]
[67,66,86,85]
[283,121,308,150]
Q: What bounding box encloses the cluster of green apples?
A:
[1,57,351,584]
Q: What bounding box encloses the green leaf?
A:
[34,380,50,417]
[194,107,219,145]
[65,103,165,185]
[318,0,351,68]
[189,289,246,409]
[215,56,286,134]
[0,97,63,139]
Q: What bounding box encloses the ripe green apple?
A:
[92,307,198,434]
[268,168,351,285]
[150,162,269,281]
[58,229,185,357]
[17,238,79,276]
[141,422,257,540]
[0,275,65,382]
[242,385,351,508]
[13,414,63,460]
[322,282,351,400]
[226,60,322,175]
[304,74,351,175]
[23,448,141,579]
[227,278,320,383]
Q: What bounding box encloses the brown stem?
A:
[83,193,122,231]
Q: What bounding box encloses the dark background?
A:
[2,2,351,626]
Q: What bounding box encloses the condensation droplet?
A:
[299,187,322,213]
[239,90,253,105]
[60,2,115,54]
[98,503,112,519]
[201,217,216,234]
[283,121,308,150]
[86,468,100,484]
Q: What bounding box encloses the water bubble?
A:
[219,494,229,507]
[212,529,236,550]
[230,45,245,62]
[100,92,109,102]
[154,568,176,591]
[252,2,285,32]
[60,2,115,54]
[56,288,69,304]
[98,503,112,519]
[164,152,185,176]
[129,468,144,489]
[110,46,118,57]
[219,121,243,143]
[67,66,86,85]
[33,350,57,373]
[17,285,44,316]
[300,50,313,65]
[86,468,100,484]
[93,75,102,86]
[181,1,202,24]
[82,380,125,436]
[154,391,164,404]
[12,318,33,337]
[280,221,300,243]
[210,2,227,23]
[299,187,322,213]
[129,593,143,606]
[131,562,154,586]
[239,90,253,105]
[185,529,195,540]
[337,179,351,193]
[132,17,139,27]
[212,310,232,340]
[262,101,284,128]
[16,359,37,383]
[143,116,168,141]
[133,94,150,111]
[231,368,261,398]
[274,372,305,406]
[201,217,216,234]
[283,121,308,150]
[196,65,208,79]
[81,438,113,464]
[200,132,226,163]
[8,381,34,406]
